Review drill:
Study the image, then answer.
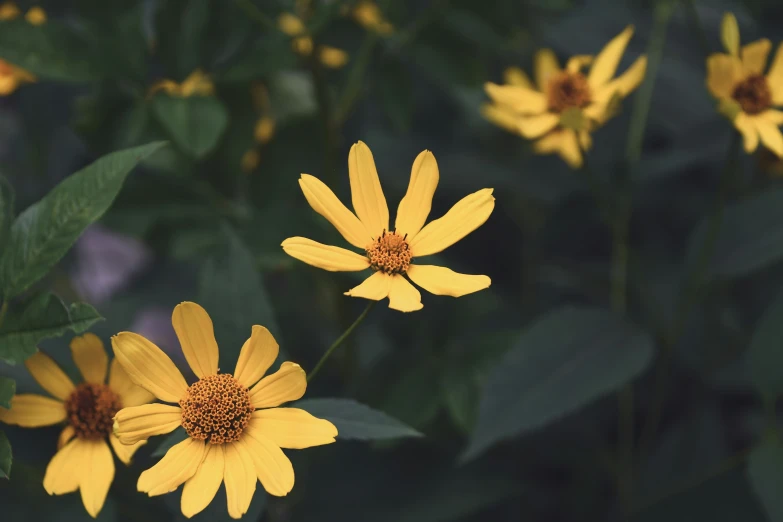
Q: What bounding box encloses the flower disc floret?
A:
[365,230,412,274]
[731,74,772,115]
[179,373,254,445]
[547,71,592,112]
[65,383,122,440]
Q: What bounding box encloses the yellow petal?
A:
[248,408,337,449]
[344,271,393,300]
[534,48,561,91]
[721,12,740,56]
[348,141,389,234]
[556,129,583,168]
[249,362,306,409]
[409,188,495,257]
[79,439,115,518]
[278,12,305,36]
[763,109,783,125]
[238,429,295,497]
[108,358,155,408]
[234,326,279,389]
[579,130,593,151]
[588,25,635,89]
[741,39,772,75]
[706,53,744,99]
[593,55,648,105]
[734,112,760,153]
[387,274,423,312]
[109,434,146,465]
[58,426,75,449]
[44,439,85,495]
[299,174,370,248]
[24,351,75,401]
[483,83,548,114]
[138,437,207,496]
[223,441,257,519]
[70,333,109,384]
[518,113,560,139]
[566,55,593,73]
[767,43,783,104]
[503,66,533,88]
[0,394,65,427]
[407,264,491,297]
[181,444,225,519]
[172,302,219,379]
[755,115,783,157]
[113,403,183,445]
[111,332,188,403]
[320,46,349,69]
[394,150,440,238]
[281,236,370,272]
[480,103,522,135]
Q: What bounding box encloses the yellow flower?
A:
[0,58,36,96]
[148,69,215,98]
[24,6,45,25]
[241,148,261,173]
[483,26,647,168]
[0,1,19,20]
[0,3,46,24]
[111,302,337,519]
[0,334,155,518]
[351,1,393,35]
[254,115,276,144]
[278,12,349,69]
[705,13,783,157]
[282,141,494,312]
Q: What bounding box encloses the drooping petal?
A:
[734,112,760,153]
[234,326,279,389]
[0,394,66,427]
[108,358,155,408]
[239,429,295,497]
[763,109,783,125]
[755,115,783,157]
[706,53,745,99]
[409,188,495,257]
[741,39,772,75]
[70,333,108,384]
[181,444,225,519]
[344,271,393,301]
[483,83,548,114]
[348,141,389,234]
[281,237,370,272]
[592,55,648,105]
[223,441,257,519]
[111,332,189,403]
[79,439,115,518]
[299,174,371,248]
[138,437,207,496]
[480,103,522,135]
[24,352,75,401]
[387,275,423,312]
[566,55,593,73]
[58,426,75,449]
[555,129,583,168]
[407,264,491,297]
[767,43,783,104]
[249,362,306,409]
[172,302,219,379]
[113,403,183,445]
[249,408,337,449]
[534,48,560,91]
[517,113,560,139]
[109,434,146,465]
[44,438,86,495]
[395,150,439,239]
[589,25,635,89]
[503,66,533,88]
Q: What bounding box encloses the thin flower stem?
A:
[335,32,380,126]
[681,0,711,60]
[307,301,376,383]
[308,48,340,187]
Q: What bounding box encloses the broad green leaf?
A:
[294,398,422,441]
[152,95,229,159]
[0,293,103,364]
[463,306,655,461]
[0,175,13,257]
[440,363,479,434]
[746,286,783,401]
[0,430,9,479]
[0,142,167,298]
[378,56,413,132]
[747,440,783,521]
[0,377,15,409]
[152,427,188,458]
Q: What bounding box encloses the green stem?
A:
[0,301,8,329]
[233,0,277,31]
[680,0,711,60]
[307,301,375,383]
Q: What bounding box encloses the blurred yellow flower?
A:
[483,26,647,168]
[111,302,337,519]
[241,149,261,173]
[254,116,276,144]
[706,13,783,157]
[148,69,215,98]
[282,141,494,312]
[0,1,19,19]
[0,58,36,96]
[0,3,45,24]
[0,335,155,518]
[25,5,45,25]
[351,0,393,35]
[278,12,349,69]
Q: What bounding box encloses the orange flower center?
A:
[547,71,592,113]
[732,74,772,115]
[179,374,254,445]
[65,383,122,440]
[365,230,412,274]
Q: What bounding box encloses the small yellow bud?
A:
[25,6,46,25]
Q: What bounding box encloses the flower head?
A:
[0,58,36,96]
[483,26,647,168]
[282,141,495,312]
[148,69,215,98]
[278,12,349,69]
[351,1,393,35]
[706,13,783,157]
[0,335,155,518]
[111,302,337,519]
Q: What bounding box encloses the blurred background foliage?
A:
[2,0,783,520]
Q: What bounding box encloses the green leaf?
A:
[0,293,103,365]
[152,95,229,159]
[747,439,783,521]
[0,142,167,298]
[746,286,783,401]
[0,175,13,257]
[463,306,655,461]
[294,398,423,441]
[378,56,413,132]
[0,430,10,479]
[0,377,15,409]
[151,427,188,458]
[216,37,297,84]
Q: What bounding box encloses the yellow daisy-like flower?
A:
[148,69,215,98]
[483,26,647,168]
[0,58,36,96]
[0,1,19,20]
[0,334,155,518]
[282,141,495,312]
[111,302,337,519]
[0,3,46,24]
[24,5,45,25]
[278,12,349,69]
[705,13,783,157]
[351,0,393,35]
